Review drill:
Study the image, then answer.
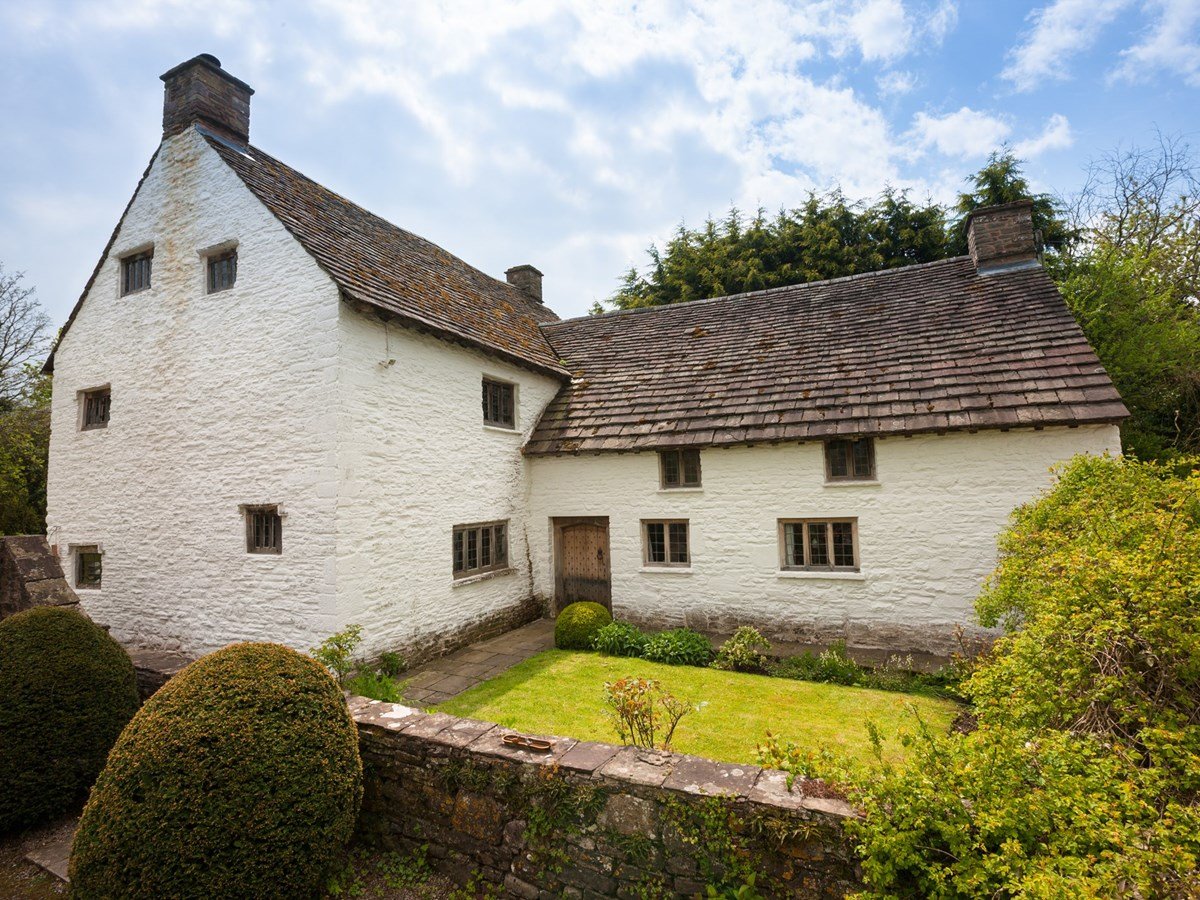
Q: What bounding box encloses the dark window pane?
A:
[784,523,802,567]
[661,451,680,486]
[207,250,237,293]
[681,450,701,486]
[646,523,666,563]
[121,252,152,295]
[808,523,829,566]
[832,522,856,567]
[77,549,102,587]
[668,522,689,564]
[827,441,849,478]
[453,531,464,572]
[482,379,515,428]
[83,389,111,429]
[852,439,873,478]
[247,507,281,553]
[481,527,492,567]
[495,524,507,565]
[466,529,478,569]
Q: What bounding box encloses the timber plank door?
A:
[553,517,612,613]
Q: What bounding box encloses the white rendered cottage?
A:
[44,56,1127,661]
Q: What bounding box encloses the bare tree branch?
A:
[0,265,50,405]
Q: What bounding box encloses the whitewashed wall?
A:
[46,129,343,653]
[527,424,1121,655]
[334,309,563,658]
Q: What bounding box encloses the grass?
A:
[437,650,960,767]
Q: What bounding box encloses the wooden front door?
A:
[554,518,611,613]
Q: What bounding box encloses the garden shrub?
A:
[0,606,139,832]
[808,456,1200,898]
[591,621,649,657]
[712,626,771,673]
[310,623,364,684]
[344,670,407,703]
[641,627,713,666]
[555,601,612,650]
[69,642,363,899]
[604,676,694,750]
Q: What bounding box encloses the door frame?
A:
[551,516,611,614]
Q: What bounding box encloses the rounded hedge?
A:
[0,606,139,833]
[69,642,363,900]
[555,601,613,650]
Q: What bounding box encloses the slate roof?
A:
[200,130,567,377]
[525,257,1128,455]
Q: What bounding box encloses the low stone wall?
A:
[350,697,862,898]
[0,536,78,621]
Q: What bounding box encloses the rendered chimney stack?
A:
[965,200,1040,274]
[160,54,254,145]
[505,265,544,303]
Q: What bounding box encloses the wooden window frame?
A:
[824,438,876,481]
[80,387,111,431]
[642,519,690,567]
[481,378,517,429]
[75,546,102,590]
[120,249,153,296]
[658,449,702,489]
[206,248,238,294]
[453,520,510,579]
[244,505,283,555]
[779,518,860,572]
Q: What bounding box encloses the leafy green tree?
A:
[0,368,50,535]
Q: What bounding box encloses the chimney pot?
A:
[160,54,254,145]
[505,264,543,303]
[965,200,1040,274]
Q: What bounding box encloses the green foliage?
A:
[833,456,1200,898]
[0,607,139,832]
[326,845,433,897]
[768,641,961,698]
[69,642,363,899]
[376,650,406,677]
[663,796,765,895]
[311,623,364,684]
[711,626,771,673]
[771,640,861,685]
[344,670,407,703]
[590,620,649,656]
[641,627,713,666]
[603,676,695,750]
[554,601,612,650]
[604,191,949,310]
[0,368,50,535]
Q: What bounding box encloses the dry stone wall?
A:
[351,696,862,898]
[0,536,78,620]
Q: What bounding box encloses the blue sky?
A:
[1,0,1197,325]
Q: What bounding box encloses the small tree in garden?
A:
[310,623,363,684]
[604,677,694,751]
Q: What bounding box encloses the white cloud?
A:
[847,0,914,62]
[1112,0,1200,86]
[1001,0,1133,92]
[877,69,917,95]
[1013,113,1073,157]
[910,107,1012,158]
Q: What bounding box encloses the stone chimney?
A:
[965,200,1040,274]
[160,54,254,145]
[505,265,543,303]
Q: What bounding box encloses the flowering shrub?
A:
[603,677,694,750]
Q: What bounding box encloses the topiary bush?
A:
[0,606,139,833]
[641,628,713,666]
[555,601,612,650]
[591,621,650,657]
[69,642,363,899]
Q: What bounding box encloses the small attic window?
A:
[207,248,238,293]
[81,387,111,430]
[482,378,516,429]
[121,250,153,296]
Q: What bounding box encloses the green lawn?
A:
[437,650,959,767]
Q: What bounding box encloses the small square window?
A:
[121,250,153,296]
[825,438,875,480]
[453,521,509,578]
[659,450,701,488]
[482,378,516,429]
[76,546,102,589]
[781,519,859,571]
[81,388,111,430]
[245,506,282,554]
[643,519,690,566]
[207,249,238,293]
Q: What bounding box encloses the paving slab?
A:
[24,816,78,883]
